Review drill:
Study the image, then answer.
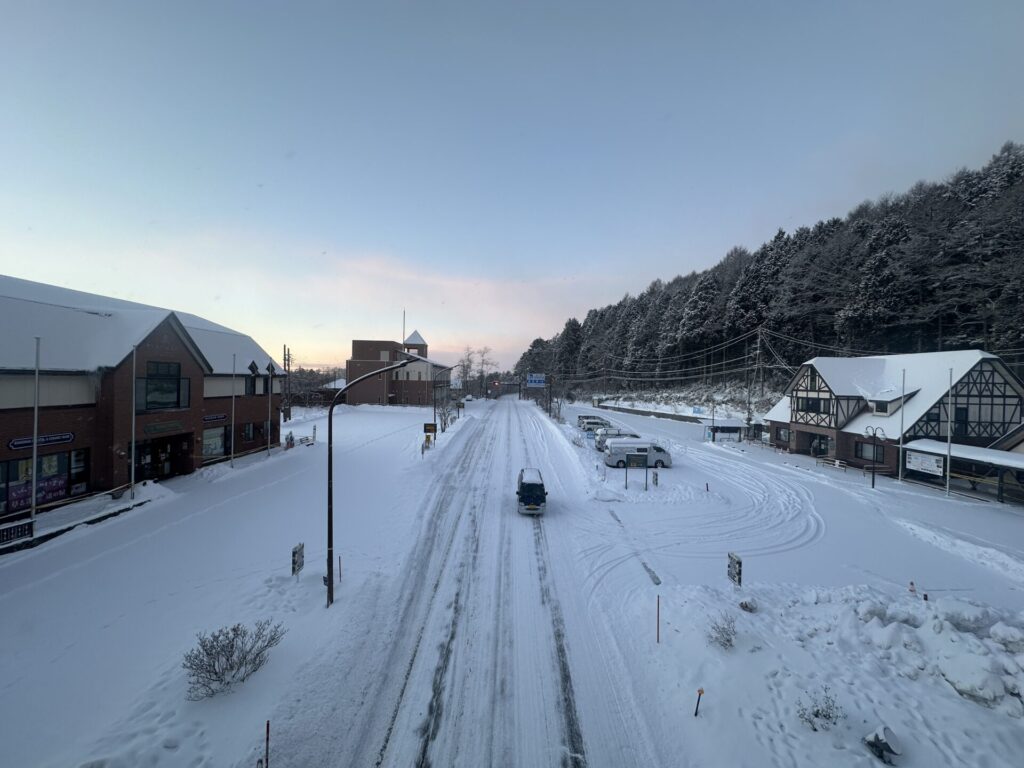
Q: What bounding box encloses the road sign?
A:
[626,453,647,468]
[727,552,742,587]
[424,423,437,434]
[291,543,305,576]
[526,372,546,388]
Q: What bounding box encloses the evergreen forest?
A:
[514,142,1024,391]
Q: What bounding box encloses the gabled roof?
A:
[402,351,453,371]
[771,350,1016,437]
[404,330,427,346]
[0,274,279,375]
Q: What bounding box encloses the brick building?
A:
[344,331,451,406]
[0,276,282,540]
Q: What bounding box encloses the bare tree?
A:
[476,346,495,397]
[456,346,475,397]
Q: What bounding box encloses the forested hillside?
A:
[515,142,1024,390]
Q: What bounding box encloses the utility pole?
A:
[756,327,765,398]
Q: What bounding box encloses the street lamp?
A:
[326,356,411,607]
[864,426,886,489]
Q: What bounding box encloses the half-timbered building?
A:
[765,350,1024,487]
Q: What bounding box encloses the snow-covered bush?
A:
[797,685,845,731]
[182,619,286,700]
[706,612,737,649]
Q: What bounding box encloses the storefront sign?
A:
[203,413,227,422]
[144,420,184,436]
[906,450,944,476]
[8,475,68,511]
[8,432,75,451]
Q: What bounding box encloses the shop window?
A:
[855,441,884,463]
[243,423,254,442]
[70,450,89,495]
[202,427,228,458]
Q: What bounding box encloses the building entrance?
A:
[135,434,194,481]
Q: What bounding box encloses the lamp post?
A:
[864,426,886,489]
[326,357,411,607]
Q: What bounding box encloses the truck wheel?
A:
[616,460,625,468]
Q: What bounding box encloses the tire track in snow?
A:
[362,415,500,767]
[513,404,589,767]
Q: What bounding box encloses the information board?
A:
[906,450,944,476]
[526,373,546,388]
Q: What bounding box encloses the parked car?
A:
[516,468,547,514]
[579,417,611,433]
[604,438,672,468]
[594,428,641,451]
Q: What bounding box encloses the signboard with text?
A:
[424,423,437,434]
[728,552,743,587]
[526,373,546,388]
[626,453,647,468]
[906,450,944,476]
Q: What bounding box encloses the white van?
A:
[604,438,672,468]
[594,427,640,451]
[579,417,611,433]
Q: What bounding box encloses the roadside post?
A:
[291,543,304,583]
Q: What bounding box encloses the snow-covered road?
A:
[2,398,1024,767]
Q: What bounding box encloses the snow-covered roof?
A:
[765,350,1011,437]
[0,274,280,375]
[325,378,347,389]
[404,330,426,346]
[763,397,790,423]
[520,468,544,484]
[402,351,453,371]
[903,439,1024,472]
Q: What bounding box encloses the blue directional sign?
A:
[526,373,546,388]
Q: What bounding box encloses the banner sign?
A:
[8,432,74,451]
[526,373,546,388]
[906,450,944,476]
[728,552,743,587]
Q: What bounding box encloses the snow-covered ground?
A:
[2,399,1023,767]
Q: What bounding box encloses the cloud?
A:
[0,228,620,370]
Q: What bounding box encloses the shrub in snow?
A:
[796,685,845,731]
[739,598,758,613]
[706,612,737,649]
[183,619,286,700]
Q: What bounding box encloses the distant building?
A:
[765,350,1024,500]
[0,275,282,539]
[344,331,451,406]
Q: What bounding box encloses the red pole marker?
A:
[694,688,704,717]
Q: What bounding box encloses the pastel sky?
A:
[2,1,1022,371]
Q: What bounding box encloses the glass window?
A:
[855,442,884,463]
[776,427,790,442]
[202,427,226,457]
[243,423,254,441]
[245,376,256,396]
